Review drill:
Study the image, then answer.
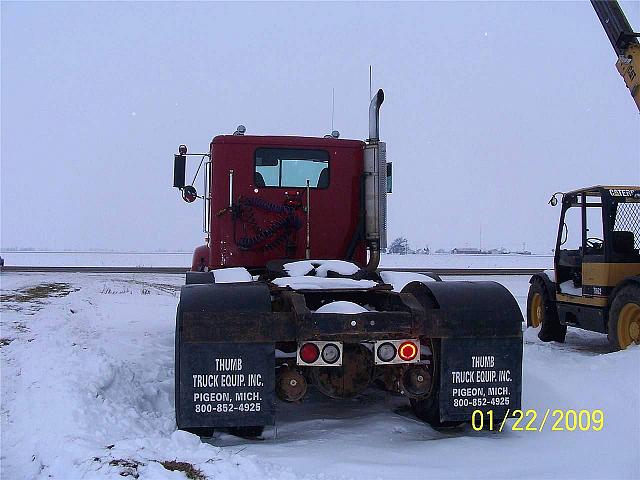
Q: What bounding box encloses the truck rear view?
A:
[172,90,524,437]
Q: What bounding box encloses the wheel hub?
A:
[629,320,639,341]
[530,293,544,328]
[618,302,640,348]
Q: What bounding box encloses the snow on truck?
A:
[171,89,523,438]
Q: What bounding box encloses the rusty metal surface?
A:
[276,368,307,402]
[181,312,297,343]
[310,344,375,398]
[177,279,524,344]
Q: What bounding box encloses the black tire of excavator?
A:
[527,279,566,343]
[401,281,464,429]
[607,282,640,351]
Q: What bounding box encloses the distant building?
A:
[451,248,482,254]
[486,247,511,255]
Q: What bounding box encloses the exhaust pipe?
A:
[364,89,387,271]
[368,89,384,142]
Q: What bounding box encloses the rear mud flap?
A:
[176,342,276,429]
[439,336,522,421]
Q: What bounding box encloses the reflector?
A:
[299,343,320,364]
[377,342,396,362]
[321,344,340,364]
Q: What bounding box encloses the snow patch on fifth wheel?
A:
[272,277,377,290]
[314,301,368,314]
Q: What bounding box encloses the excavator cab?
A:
[528,186,640,350]
[555,187,640,297]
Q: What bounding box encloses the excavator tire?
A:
[608,282,640,351]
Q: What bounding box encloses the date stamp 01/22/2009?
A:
[471,409,605,432]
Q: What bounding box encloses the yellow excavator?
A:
[526,2,639,351]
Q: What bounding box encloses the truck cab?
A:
[203,135,369,271]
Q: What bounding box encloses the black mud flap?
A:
[175,283,276,430]
[177,342,276,429]
[406,281,523,422]
[439,336,522,421]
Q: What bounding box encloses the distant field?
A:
[0,252,553,269]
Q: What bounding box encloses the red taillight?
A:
[299,343,320,364]
[398,341,418,362]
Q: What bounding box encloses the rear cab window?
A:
[254,148,329,188]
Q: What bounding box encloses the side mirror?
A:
[182,185,198,203]
[548,192,563,207]
[386,162,393,194]
[174,154,186,188]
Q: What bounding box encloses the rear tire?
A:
[186,427,215,438]
[608,283,640,351]
[527,279,566,343]
[401,282,463,429]
[408,341,464,430]
[228,426,264,438]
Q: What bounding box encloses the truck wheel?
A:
[608,283,640,351]
[228,426,264,438]
[527,279,566,343]
[401,282,462,429]
[408,342,463,430]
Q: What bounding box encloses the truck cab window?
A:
[255,148,329,188]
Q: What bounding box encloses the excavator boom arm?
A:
[591,0,640,111]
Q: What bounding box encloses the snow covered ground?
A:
[1,272,638,479]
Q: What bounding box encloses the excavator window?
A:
[610,200,640,259]
[255,148,329,189]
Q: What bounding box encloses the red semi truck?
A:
[172,90,523,438]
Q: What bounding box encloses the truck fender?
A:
[403,280,523,336]
[185,271,214,285]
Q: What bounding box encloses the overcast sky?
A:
[2,1,639,254]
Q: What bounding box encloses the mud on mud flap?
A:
[177,342,275,428]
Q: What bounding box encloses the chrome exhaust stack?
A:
[364,89,387,271]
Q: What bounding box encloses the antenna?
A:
[369,65,372,100]
[331,88,335,132]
